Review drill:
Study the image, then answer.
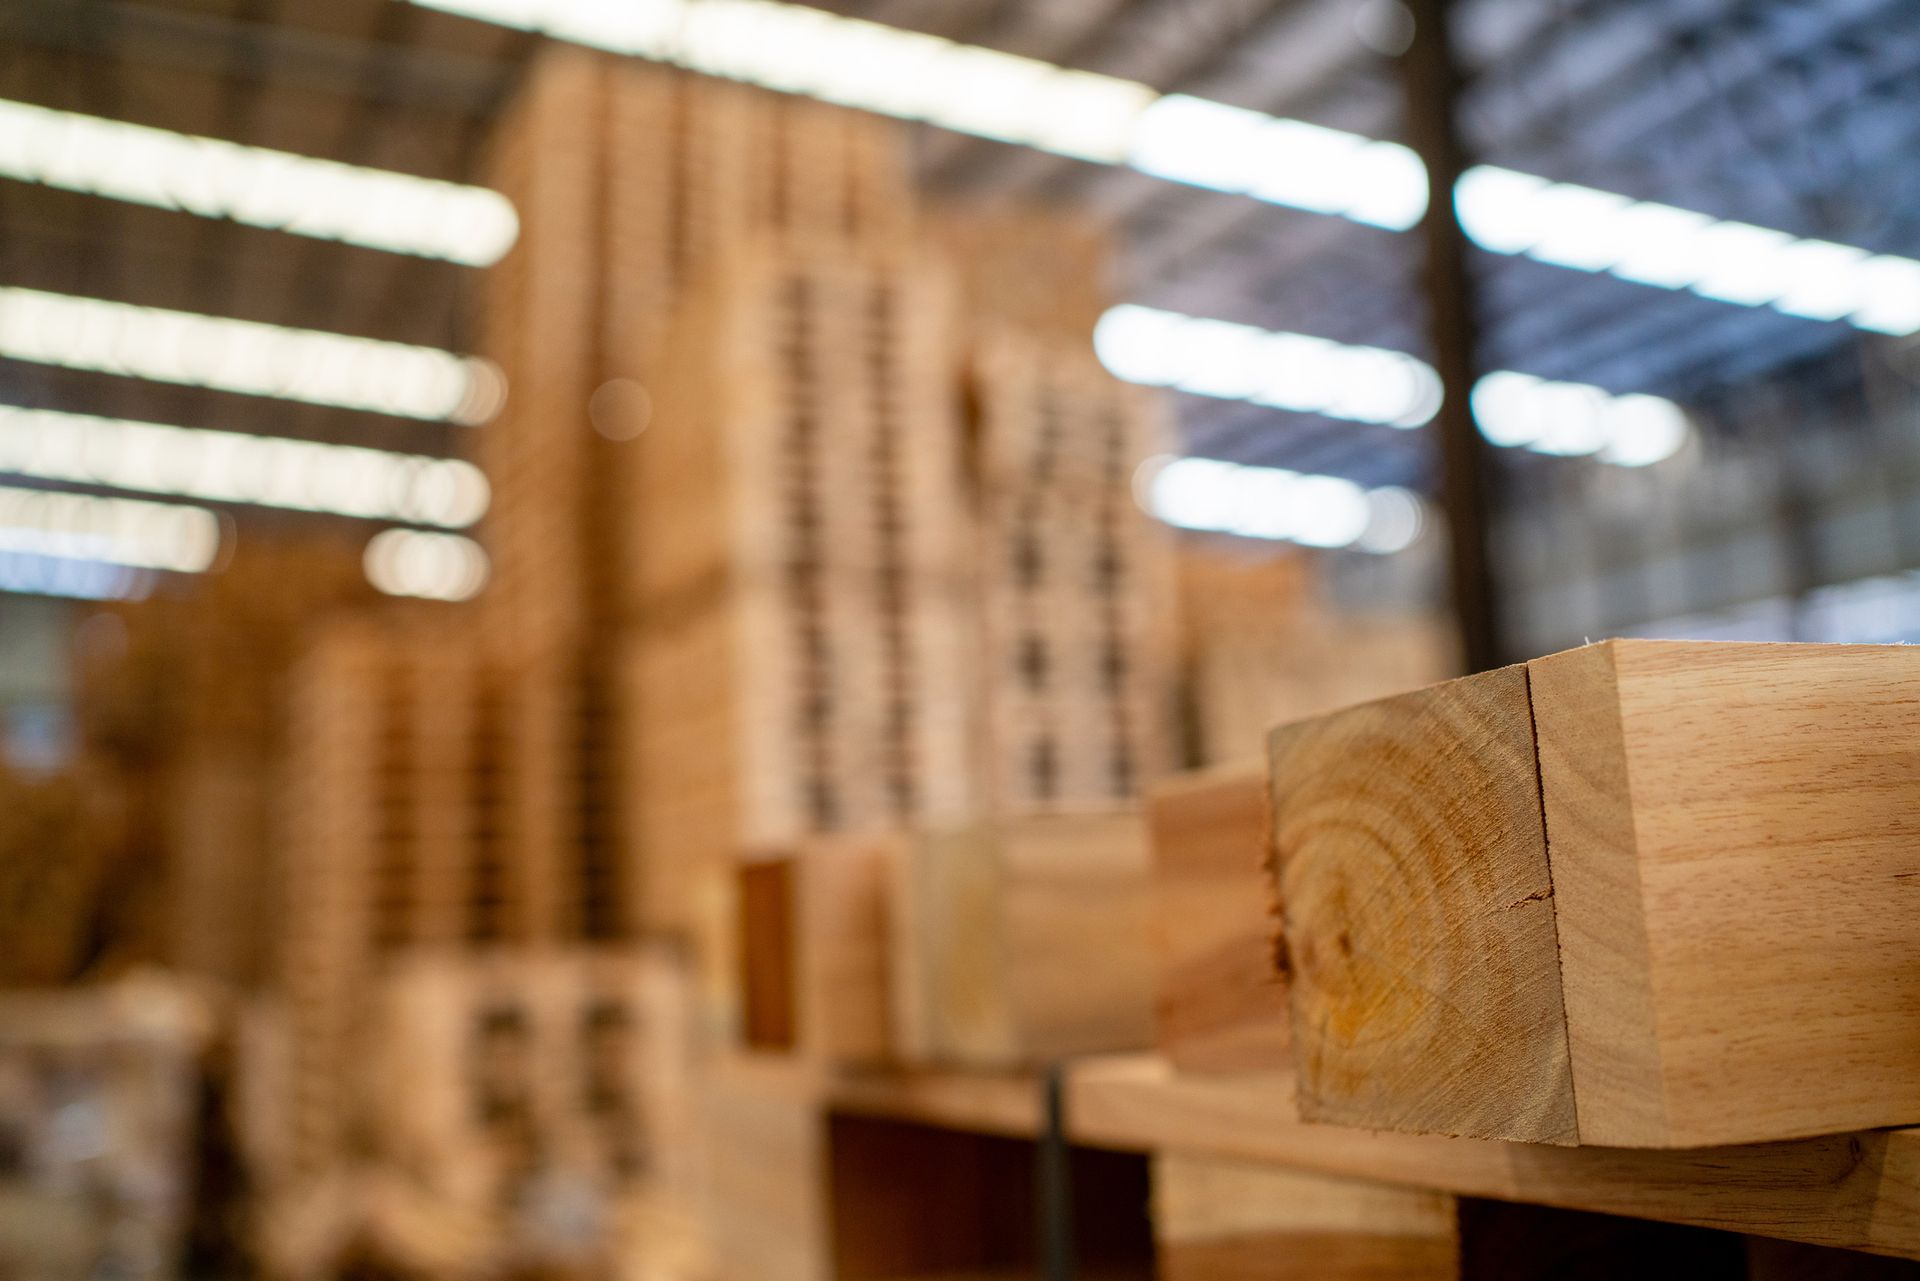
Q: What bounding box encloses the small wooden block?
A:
[1153,1154,1459,1280]
[738,840,895,1066]
[1147,762,1291,1074]
[1271,665,1576,1144]
[891,813,1154,1068]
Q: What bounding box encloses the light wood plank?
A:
[1148,762,1291,1074]
[891,814,1155,1068]
[1533,639,1920,1147]
[1068,1056,1920,1263]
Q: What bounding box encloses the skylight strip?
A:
[0,98,519,266]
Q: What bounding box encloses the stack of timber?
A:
[737,839,895,1067]
[1147,761,1289,1076]
[969,334,1176,814]
[1268,639,1920,1148]
[0,763,119,986]
[933,204,1116,342]
[625,236,977,938]
[361,948,698,1264]
[889,813,1156,1068]
[0,979,209,1281]
[69,531,379,989]
[262,615,697,1277]
[1180,547,1456,766]
[482,49,917,661]
[270,621,572,1189]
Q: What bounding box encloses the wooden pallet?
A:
[363,946,697,1216]
[69,530,381,990]
[968,333,1178,814]
[481,52,920,666]
[625,238,978,935]
[934,204,1117,340]
[1177,545,1459,767]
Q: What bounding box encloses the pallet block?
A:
[1153,1154,1459,1280]
[363,947,696,1219]
[1272,639,1920,1148]
[890,813,1155,1068]
[737,840,895,1066]
[1147,762,1290,1075]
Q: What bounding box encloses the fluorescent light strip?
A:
[1096,304,1690,467]
[1456,167,1920,336]
[0,550,149,600]
[0,485,221,573]
[0,99,518,267]
[0,288,502,424]
[364,528,489,601]
[1096,304,1443,427]
[1137,454,1424,553]
[0,405,490,528]
[408,0,1920,334]
[1471,371,1689,467]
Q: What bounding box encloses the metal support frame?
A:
[1399,0,1507,672]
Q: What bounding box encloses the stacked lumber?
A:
[1179,547,1458,766]
[969,333,1176,814]
[69,531,379,989]
[0,978,208,1281]
[0,764,117,985]
[1146,762,1289,1075]
[737,840,895,1067]
[933,204,1116,340]
[1269,639,1920,1148]
[362,949,697,1235]
[889,813,1155,1068]
[482,51,917,662]
[625,237,977,933]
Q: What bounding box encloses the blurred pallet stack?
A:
[626,239,977,941]
[1178,546,1458,766]
[69,532,380,991]
[263,617,701,1275]
[0,979,208,1281]
[358,948,700,1277]
[0,764,120,987]
[483,50,922,945]
[969,333,1175,813]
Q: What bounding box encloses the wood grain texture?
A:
[1066,1056,1920,1263]
[1269,666,1576,1143]
[891,815,1154,1067]
[816,1055,1920,1262]
[1533,639,1920,1147]
[739,841,896,1064]
[1148,762,1291,1074]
